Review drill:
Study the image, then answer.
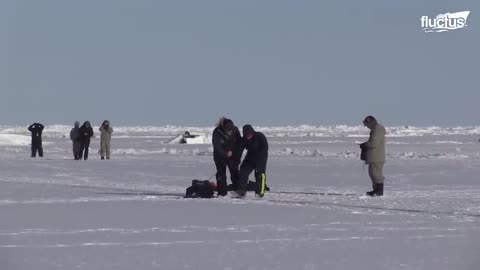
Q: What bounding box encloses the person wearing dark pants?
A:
[70,121,81,160]
[212,118,243,196]
[360,116,386,197]
[28,123,44,158]
[236,125,268,197]
[79,121,94,160]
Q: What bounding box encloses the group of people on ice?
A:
[211,117,269,198]
[28,115,386,198]
[69,120,113,160]
[201,115,385,198]
[28,120,113,161]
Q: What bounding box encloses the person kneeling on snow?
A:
[212,118,243,196]
[235,125,269,197]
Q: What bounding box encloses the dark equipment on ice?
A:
[185,179,270,198]
[185,180,217,198]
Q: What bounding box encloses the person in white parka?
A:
[99,120,113,160]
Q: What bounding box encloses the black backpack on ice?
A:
[185,180,215,198]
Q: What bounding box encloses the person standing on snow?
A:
[70,121,82,160]
[99,120,113,160]
[212,118,243,196]
[360,116,386,197]
[79,121,94,160]
[235,125,269,198]
[28,122,44,158]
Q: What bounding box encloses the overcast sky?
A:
[0,0,478,126]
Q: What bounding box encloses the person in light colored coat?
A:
[360,116,386,196]
[99,120,113,160]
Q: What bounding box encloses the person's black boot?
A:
[366,184,376,196]
[256,179,266,198]
[374,184,384,196]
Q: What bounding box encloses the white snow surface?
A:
[0,134,31,146]
[1,125,480,270]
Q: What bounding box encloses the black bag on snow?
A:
[185,180,215,198]
[360,144,367,161]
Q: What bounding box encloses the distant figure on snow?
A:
[79,121,94,160]
[360,116,386,197]
[28,123,44,158]
[235,125,269,198]
[180,131,196,144]
[99,120,113,160]
[70,121,81,160]
[212,118,243,196]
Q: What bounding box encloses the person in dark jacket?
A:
[79,121,94,160]
[28,123,44,158]
[235,125,269,197]
[212,118,243,196]
[70,121,81,160]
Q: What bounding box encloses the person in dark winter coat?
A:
[70,121,81,160]
[79,121,94,160]
[28,123,44,158]
[360,116,386,197]
[212,118,243,196]
[235,125,269,197]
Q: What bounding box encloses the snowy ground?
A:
[0,125,479,270]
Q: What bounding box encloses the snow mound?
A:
[0,134,31,146]
[166,132,211,145]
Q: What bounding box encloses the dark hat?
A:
[363,116,377,126]
[242,125,255,136]
[223,119,234,132]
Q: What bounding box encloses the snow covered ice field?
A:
[0,125,479,270]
